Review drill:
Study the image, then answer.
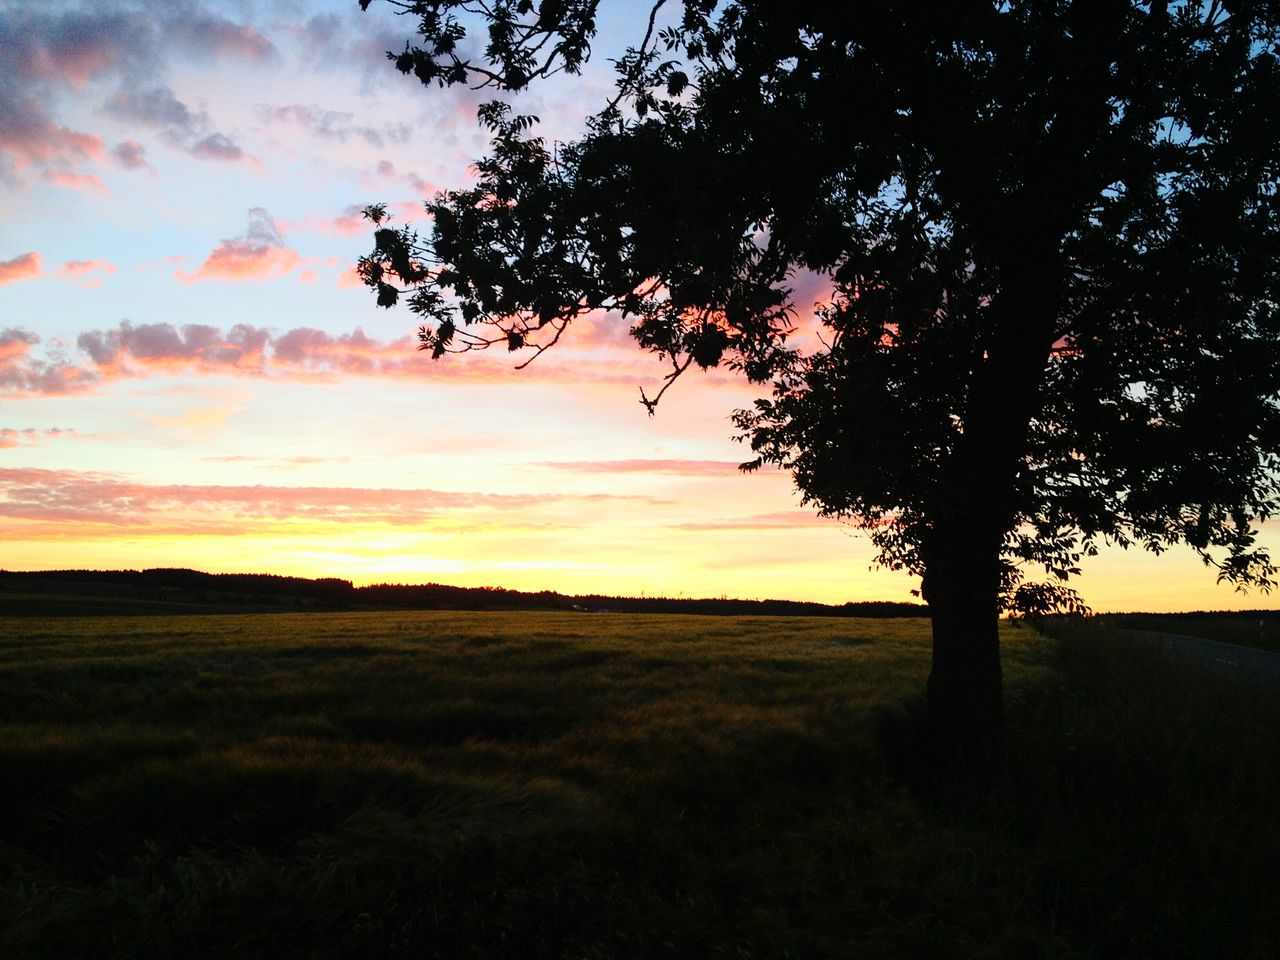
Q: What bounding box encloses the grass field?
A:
[1,611,1276,958]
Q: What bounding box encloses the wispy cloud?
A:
[104,84,255,166]
[0,466,657,533]
[257,103,410,149]
[200,454,352,471]
[58,259,118,286]
[537,459,746,477]
[673,511,837,531]
[0,427,76,449]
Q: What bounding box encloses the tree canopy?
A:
[358,0,1280,763]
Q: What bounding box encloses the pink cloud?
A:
[0,115,102,171]
[178,208,302,283]
[1,315,751,397]
[179,245,300,283]
[271,326,414,375]
[59,259,118,279]
[43,170,109,193]
[0,253,42,285]
[21,42,116,88]
[288,201,422,243]
[0,329,40,362]
[0,428,38,449]
[76,321,271,375]
[572,309,636,350]
[287,204,371,237]
[407,173,442,197]
[0,427,75,449]
[0,466,651,532]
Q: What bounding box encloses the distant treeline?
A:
[1099,609,1280,621]
[0,568,926,618]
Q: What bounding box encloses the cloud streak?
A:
[537,459,747,477]
[1,313,746,399]
[257,103,410,149]
[673,511,837,531]
[59,259,118,286]
[0,467,657,533]
[43,170,109,193]
[0,427,75,449]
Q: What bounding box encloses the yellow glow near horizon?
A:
[6,518,1278,613]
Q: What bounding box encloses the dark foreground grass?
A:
[1,611,1275,959]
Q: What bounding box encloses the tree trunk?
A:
[923,554,1004,775]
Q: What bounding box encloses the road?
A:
[1122,628,1280,685]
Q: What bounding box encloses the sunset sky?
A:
[2,0,1275,611]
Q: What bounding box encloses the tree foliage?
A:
[359,0,1280,622]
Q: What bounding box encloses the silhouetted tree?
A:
[357,0,1280,769]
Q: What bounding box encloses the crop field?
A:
[2,611,1276,959]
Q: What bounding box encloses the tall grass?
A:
[0,611,1274,958]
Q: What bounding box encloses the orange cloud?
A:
[177,208,302,283]
[58,259,118,286]
[0,252,42,285]
[180,244,299,283]
[335,265,364,289]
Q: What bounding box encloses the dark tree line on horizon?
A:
[0,568,925,617]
